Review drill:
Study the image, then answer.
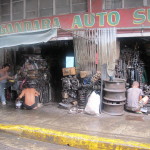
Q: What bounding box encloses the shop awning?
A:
[0,28,57,48]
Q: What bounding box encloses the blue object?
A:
[66,56,74,68]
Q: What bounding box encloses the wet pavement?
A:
[0,102,150,144]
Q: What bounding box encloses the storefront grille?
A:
[73,28,118,77]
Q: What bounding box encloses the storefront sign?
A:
[1,7,150,36]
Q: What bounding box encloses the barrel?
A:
[103,79,126,115]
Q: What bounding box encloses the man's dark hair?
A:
[23,83,30,89]
[3,63,10,68]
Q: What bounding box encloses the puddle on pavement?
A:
[125,115,144,121]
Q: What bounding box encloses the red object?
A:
[95,53,98,64]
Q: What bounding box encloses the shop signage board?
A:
[0,7,150,36]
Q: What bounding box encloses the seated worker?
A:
[17,84,40,110]
[126,81,149,113]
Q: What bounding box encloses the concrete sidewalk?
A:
[0,102,150,150]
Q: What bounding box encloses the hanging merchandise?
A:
[115,47,145,88]
[73,28,118,76]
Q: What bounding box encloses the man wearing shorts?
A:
[126,81,149,113]
[17,84,40,110]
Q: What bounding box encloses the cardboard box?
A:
[80,71,92,78]
[62,67,76,76]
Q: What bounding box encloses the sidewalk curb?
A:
[0,124,150,150]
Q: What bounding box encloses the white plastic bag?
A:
[15,101,23,109]
[85,91,100,116]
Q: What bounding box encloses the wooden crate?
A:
[62,67,76,76]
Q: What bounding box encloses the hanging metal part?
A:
[115,47,145,88]
[103,79,126,116]
[73,28,117,74]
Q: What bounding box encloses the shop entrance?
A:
[41,40,74,102]
[116,37,150,111]
[5,40,74,104]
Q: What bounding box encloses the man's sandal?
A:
[135,111,142,114]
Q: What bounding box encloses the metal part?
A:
[115,47,145,88]
[78,90,87,109]
[62,77,71,91]
[61,73,101,110]
[61,75,79,105]
[103,100,125,115]
[70,76,79,91]
[103,79,126,116]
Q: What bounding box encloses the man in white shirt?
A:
[126,81,149,113]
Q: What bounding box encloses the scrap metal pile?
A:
[60,70,101,111]
[16,55,51,103]
[115,47,147,86]
[115,48,145,87]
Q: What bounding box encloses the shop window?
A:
[0,0,87,23]
[72,0,87,13]
[12,0,22,2]
[0,0,10,22]
[124,0,143,8]
[55,0,70,15]
[104,0,148,9]
[0,15,10,22]
[105,0,122,9]
[26,0,38,19]
[0,0,10,4]
[147,0,150,5]
[66,56,74,68]
[12,0,24,20]
[39,0,53,17]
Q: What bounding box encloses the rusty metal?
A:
[103,101,125,116]
[103,79,126,116]
[74,28,117,73]
[103,91,126,102]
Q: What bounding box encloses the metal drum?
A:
[103,79,126,115]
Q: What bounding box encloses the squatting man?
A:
[16,84,41,110]
[126,81,149,114]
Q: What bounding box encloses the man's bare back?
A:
[18,88,40,107]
